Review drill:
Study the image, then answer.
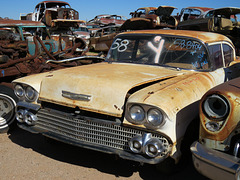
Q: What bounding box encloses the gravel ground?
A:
[0,126,208,180]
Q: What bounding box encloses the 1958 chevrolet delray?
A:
[12,29,240,172]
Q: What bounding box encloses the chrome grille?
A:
[36,109,170,154]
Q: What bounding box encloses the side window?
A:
[136,9,146,17]
[223,44,234,66]
[208,44,223,69]
[205,11,214,18]
[190,10,201,17]
[182,9,191,21]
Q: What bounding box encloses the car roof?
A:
[137,7,157,11]
[36,1,70,6]
[184,7,214,12]
[209,7,240,15]
[0,20,46,27]
[119,29,232,44]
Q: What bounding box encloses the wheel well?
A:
[228,133,240,156]
[180,117,200,157]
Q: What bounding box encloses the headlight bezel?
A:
[202,94,230,121]
[126,103,166,129]
[14,84,25,98]
[202,93,230,132]
[129,105,145,124]
[14,84,38,102]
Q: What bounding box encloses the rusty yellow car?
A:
[191,77,240,179]
[12,29,240,172]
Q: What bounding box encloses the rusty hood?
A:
[155,6,176,16]
[39,62,190,117]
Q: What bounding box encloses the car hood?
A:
[156,6,176,16]
[38,62,191,117]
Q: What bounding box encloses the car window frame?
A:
[207,41,235,68]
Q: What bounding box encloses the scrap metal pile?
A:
[0,20,103,87]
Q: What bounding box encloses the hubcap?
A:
[0,95,15,128]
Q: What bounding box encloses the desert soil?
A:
[0,126,207,180]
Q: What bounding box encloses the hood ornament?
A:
[62,90,91,101]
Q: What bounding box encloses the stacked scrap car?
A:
[87,14,127,27]
[89,25,120,53]
[178,7,240,55]
[120,6,177,31]
[176,7,213,22]
[20,1,89,52]
[12,29,240,173]
[20,1,79,27]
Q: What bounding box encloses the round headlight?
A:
[147,109,164,127]
[129,105,145,123]
[203,94,229,120]
[15,84,24,98]
[25,86,36,101]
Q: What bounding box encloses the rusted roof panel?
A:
[120,29,232,44]
[0,20,45,27]
[185,7,214,12]
[36,1,70,6]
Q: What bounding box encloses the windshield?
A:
[106,34,210,70]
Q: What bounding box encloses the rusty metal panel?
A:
[199,77,240,143]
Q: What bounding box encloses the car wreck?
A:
[20,1,80,28]
[0,20,104,133]
[20,1,89,53]
[129,7,158,18]
[178,7,240,55]
[72,25,91,46]
[13,29,240,173]
[89,25,121,53]
[87,14,127,27]
[176,7,213,22]
[120,6,177,31]
[191,77,240,179]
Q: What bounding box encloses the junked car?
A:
[0,20,103,133]
[72,25,90,45]
[177,7,240,55]
[20,1,87,56]
[120,6,177,31]
[89,25,120,53]
[129,7,158,18]
[191,77,240,180]
[87,14,127,27]
[13,29,240,172]
[20,1,80,27]
[176,7,213,22]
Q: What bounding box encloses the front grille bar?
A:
[35,109,170,154]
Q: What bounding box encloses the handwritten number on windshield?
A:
[111,38,129,52]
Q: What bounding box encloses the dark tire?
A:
[0,85,18,133]
[156,118,199,174]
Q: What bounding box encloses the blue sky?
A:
[1,0,240,21]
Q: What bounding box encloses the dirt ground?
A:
[0,126,208,180]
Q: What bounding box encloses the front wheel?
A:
[0,86,18,133]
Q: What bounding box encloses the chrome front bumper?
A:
[190,141,240,180]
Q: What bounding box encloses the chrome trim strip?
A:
[62,90,91,101]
